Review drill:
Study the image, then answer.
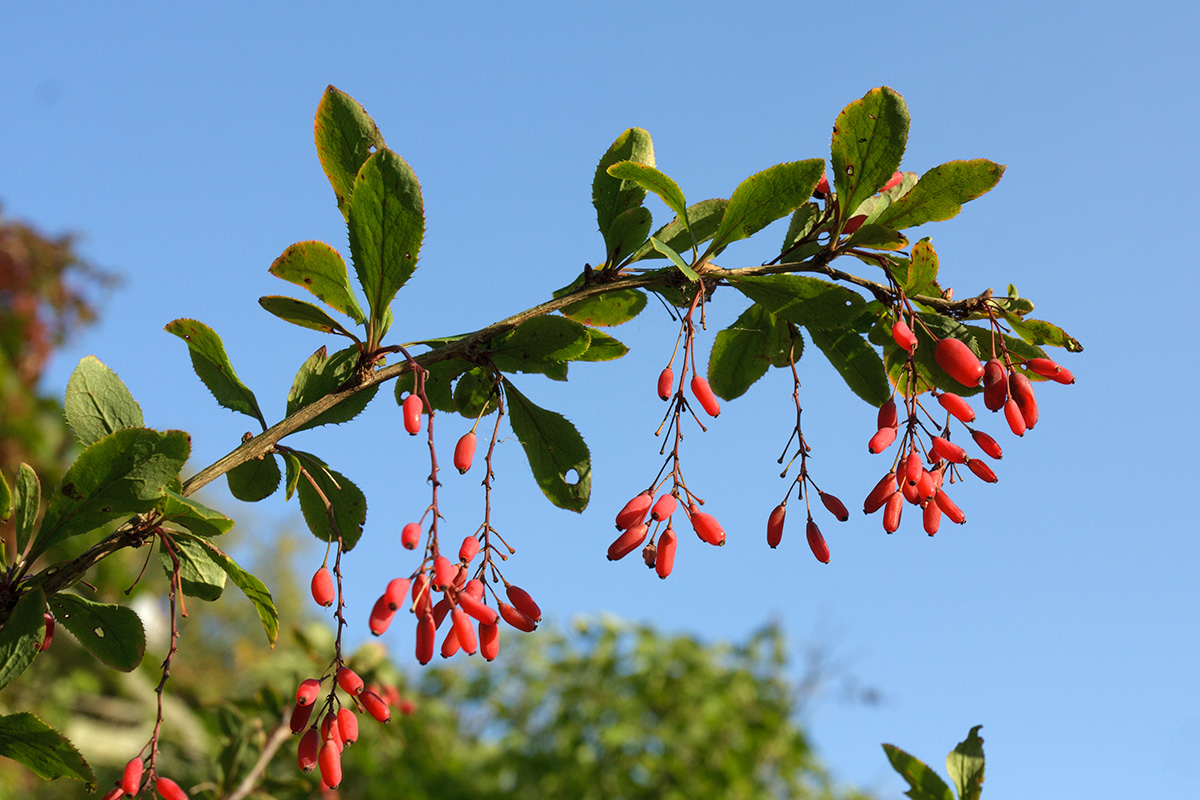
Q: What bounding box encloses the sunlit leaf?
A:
[0,588,45,692]
[708,304,790,400]
[190,537,279,647]
[560,289,647,327]
[946,725,986,800]
[159,532,227,602]
[268,240,366,324]
[831,87,910,226]
[13,464,39,557]
[286,346,378,432]
[258,296,356,338]
[158,490,235,539]
[606,161,688,231]
[63,356,144,447]
[709,160,825,254]
[48,593,145,672]
[875,159,1005,230]
[593,128,654,246]
[0,713,94,785]
[293,452,367,551]
[226,453,281,503]
[628,199,728,263]
[882,743,955,800]
[731,275,866,328]
[314,85,386,220]
[503,379,590,512]
[164,319,265,428]
[809,327,890,406]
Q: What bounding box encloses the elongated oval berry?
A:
[369,595,396,636]
[902,478,922,505]
[1024,357,1063,378]
[1004,398,1026,437]
[1051,367,1076,385]
[883,492,904,533]
[452,608,478,655]
[934,489,966,524]
[814,174,830,197]
[384,578,411,611]
[650,493,677,521]
[690,508,726,546]
[479,621,500,661]
[506,585,542,622]
[454,431,477,474]
[403,393,423,435]
[457,591,499,626]
[970,429,1002,460]
[819,491,850,522]
[868,425,897,454]
[929,436,967,464]
[937,392,975,423]
[806,520,830,563]
[432,555,456,590]
[657,366,674,400]
[337,707,359,746]
[916,470,936,503]
[608,524,649,561]
[38,612,54,652]
[1010,373,1038,429]
[336,666,364,696]
[655,527,677,579]
[842,214,867,235]
[432,596,452,629]
[464,578,485,600]
[767,504,786,549]
[318,739,342,789]
[983,359,1007,411]
[904,448,923,485]
[121,758,144,796]
[401,522,423,551]
[877,398,898,430]
[498,601,537,632]
[440,624,461,658]
[156,777,189,800]
[923,501,942,536]
[935,337,984,387]
[891,318,917,352]
[310,567,335,608]
[690,375,721,417]
[411,573,432,615]
[966,457,999,483]
[458,535,480,564]
[880,170,904,193]
[361,689,391,722]
[103,787,125,800]
[296,678,321,706]
[864,471,899,514]
[298,727,320,772]
[416,612,435,664]
[615,491,652,530]
[321,710,343,750]
[290,697,315,734]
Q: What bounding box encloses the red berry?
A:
[454,431,477,473]
[369,595,396,636]
[929,436,967,464]
[416,612,435,664]
[868,425,897,454]
[121,758,143,796]
[982,359,1007,411]
[479,621,500,661]
[1004,398,1026,436]
[384,578,410,611]
[966,457,999,483]
[891,318,917,352]
[337,707,359,746]
[39,612,54,652]
[411,573,432,615]
[934,337,984,387]
[864,471,899,514]
[498,602,538,633]
[767,504,786,549]
[916,470,936,503]
[155,777,189,800]
[336,666,364,696]
[296,678,321,706]
[403,393,423,435]
[650,493,677,521]
[904,446,922,485]
[970,429,1003,459]
[615,491,652,530]
[923,500,942,536]
[298,727,320,772]
[506,585,542,622]
[1051,367,1076,385]
[290,697,315,734]
[655,527,677,579]
[937,392,975,423]
[657,366,674,400]
[452,609,478,655]
[814,174,830,196]
[459,535,480,564]
[432,555,456,590]
[934,489,966,524]
[690,507,726,546]
[806,519,830,563]
[902,477,922,505]
[880,171,903,193]
[457,591,499,626]
[440,624,461,659]
[877,398,898,430]
[1010,372,1039,428]
[1025,357,1063,378]
[842,214,867,235]
[818,491,849,522]
[102,787,124,800]
[464,578,485,600]
[432,596,453,629]
[690,375,721,417]
[608,524,649,561]
[883,492,903,533]
[321,711,342,752]
[318,739,342,788]
[401,521,421,550]
[361,689,391,722]
[310,567,335,608]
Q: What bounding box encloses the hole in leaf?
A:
[368,145,377,153]
[563,469,579,486]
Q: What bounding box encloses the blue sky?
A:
[3,2,1197,797]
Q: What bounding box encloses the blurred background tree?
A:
[0,211,871,800]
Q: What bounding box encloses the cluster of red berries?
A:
[765,489,848,564]
[103,759,188,800]
[609,488,725,577]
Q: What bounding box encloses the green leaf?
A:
[882,743,955,800]
[314,85,386,220]
[293,452,367,551]
[809,327,890,406]
[226,453,281,503]
[560,289,647,327]
[454,367,499,416]
[286,346,379,432]
[709,160,825,254]
[0,469,9,522]
[164,319,265,428]
[593,128,655,245]
[601,207,653,265]
[190,538,278,647]
[13,464,40,558]
[347,148,425,343]
[502,379,591,513]
[160,532,227,602]
[258,296,356,338]
[575,328,628,362]
[830,87,910,226]
[408,358,470,414]
[30,429,189,561]
[158,490,235,539]
[844,223,909,250]
[906,238,939,296]
[0,588,45,692]
[875,159,1005,231]
[268,240,366,324]
[946,725,986,800]
[489,316,592,374]
[628,199,729,263]
[779,203,822,258]
[63,356,144,447]
[47,593,145,672]
[1002,313,1084,353]
[606,161,688,230]
[731,275,866,328]
[281,450,302,501]
[650,237,699,282]
[0,712,95,785]
[708,305,791,400]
